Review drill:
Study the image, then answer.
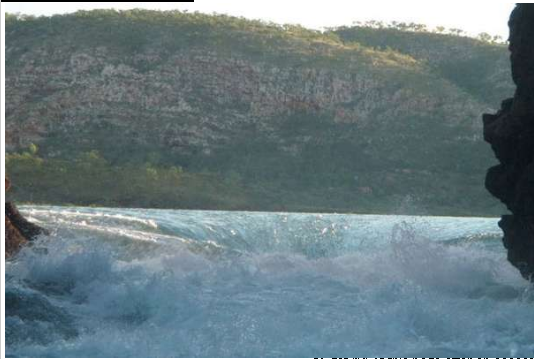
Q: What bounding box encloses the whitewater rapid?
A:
[5,206,534,357]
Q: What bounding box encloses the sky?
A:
[2,1,518,39]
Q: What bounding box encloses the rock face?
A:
[5,212,29,258]
[4,11,515,215]
[5,178,47,258]
[484,4,534,280]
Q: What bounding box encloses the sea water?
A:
[5,206,534,357]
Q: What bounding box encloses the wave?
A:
[6,206,534,357]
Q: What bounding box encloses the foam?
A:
[6,206,533,357]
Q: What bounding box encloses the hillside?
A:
[332,26,511,105]
[5,10,514,215]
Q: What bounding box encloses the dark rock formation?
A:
[6,288,78,345]
[484,4,534,280]
[5,212,29,258]
[5,178,47,258]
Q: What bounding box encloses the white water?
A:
[5,206,534,357]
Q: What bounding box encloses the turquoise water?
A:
[5,206,534,357]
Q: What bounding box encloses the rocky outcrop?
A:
[5,213,29,258]
[5,11,500,162]
[5,178,47,258]
[484,4,534,280]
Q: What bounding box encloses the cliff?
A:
[484,4,534,279]
[5,11,513,214]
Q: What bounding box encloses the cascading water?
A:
[5,206,534,357]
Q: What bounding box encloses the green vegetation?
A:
[5,10,512,216]
[6,147,249,210]
[5,10,422,71]
[331,24,510,104]
[334,20,504,44]
[6,144,503,216]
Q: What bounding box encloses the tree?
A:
[28,143,38,155]
[477,32,492,43]
[492,35,503,44]
[449,28,464,36]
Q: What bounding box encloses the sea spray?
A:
[6,206,534,357]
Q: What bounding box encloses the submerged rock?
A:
[484,4,534,280]
[5,287,78,346]
[5,178,48,258]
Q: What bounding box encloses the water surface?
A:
[5,206,534,357]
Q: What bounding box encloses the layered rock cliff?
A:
[5,10,514,214]
[484,4,534,279]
